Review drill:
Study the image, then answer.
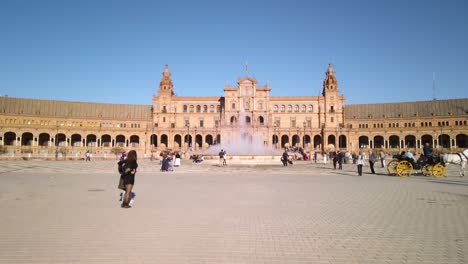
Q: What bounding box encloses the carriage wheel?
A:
[422,165,433,176]
[396,161,413,177]
[432,163,446,178]
[387,160,398,176]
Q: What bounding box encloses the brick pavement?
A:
[0,160,467,264]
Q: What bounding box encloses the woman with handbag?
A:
[121,150,138,208]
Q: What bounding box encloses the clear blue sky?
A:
[1,0,467,105]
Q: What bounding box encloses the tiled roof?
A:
[345,98,468,119]
[0,97,152,120]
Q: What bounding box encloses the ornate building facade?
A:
[0,64,467,159]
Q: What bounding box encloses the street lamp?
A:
[215,123,218,144]
[55,125,59,160]
[273,123,277,148]
[303,121,306,149]
[185,122,190,151]
[194,126,197,151]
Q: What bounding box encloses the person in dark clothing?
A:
[332,152,338,169]
[120,150,138,208]
[281,151,289,166]
[368,150,376,174]
[337,151,343,170]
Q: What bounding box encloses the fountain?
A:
[203,106,282,164]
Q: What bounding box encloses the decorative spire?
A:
[159,64,174,95]
[322,63,338,95]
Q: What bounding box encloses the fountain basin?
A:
[201,155,282,164]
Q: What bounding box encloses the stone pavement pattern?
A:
[0,160,467,264]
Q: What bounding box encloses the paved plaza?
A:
[0,159,467,264]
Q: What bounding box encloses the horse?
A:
[441,149,468,177]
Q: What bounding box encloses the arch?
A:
[86,134,97,147]
[196,105,201,113]
[328,135,336,146]
[456,134,467,148]
[308,104,313,112]
[301,105,306,112]
[129,135,139,147]
[373,135,384,148]
[304,135,311,147]
[294,105,299,112]
[258,116,264,125]
[57,133,66,147]
[358,136,369,148]
[150,134,158,148]
[274,105,278,112]
[272,135,279,146]
[338,135,347,149]
[183,105,188,112]
[21,132,34,146]
[313,135,322,149]
[245,116,251,124]
[230,116,237,124]
[115,135,125,148]
[404,135,416,148]
[281,135,289,148]
[281,105,285,112]
[438,134,450,148]
[195,134,203,149]
[160,134,168,148]
[388,135,399,148]
[101,134,112,147]
[287,105,292,112]
[184,134,192,147]
[203,105,208,112]
[205,135,213,145]
[421,134,433,145]
[292,134,300,147]
[4,132,16,146]
[39,133,51,147]
[174,134,182,149]
[216,134,221,144]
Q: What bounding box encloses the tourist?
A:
[174,152,181,167]
[332,151,338,169]
[161,151,168,171]
[403,150,415,162]
[281,150,289,166]
[85,150,91,161]
[313,152,317,163]
[322,152,328,165]
[121,150,138,208]
[219,149,224,166]
[379,150,385,168]
[368,150,376,174]
[356,152,364,176]
[222,150,227,166]
[337,151,343,170]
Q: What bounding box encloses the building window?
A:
[258,102,263,110]
[210,105,214,112]
[199,120,204,127]
[308,105,313,112]
[288,105,292,112]
[281,105,285,112]
[231,103,236,110]
[331,117,334,123]
[217,105,221,112]
[274,105,278,112]
[301,105,306,112]
[294,105,299,112]
[203,105,208,112]
[189,105,194,113]
[196,105,201,113]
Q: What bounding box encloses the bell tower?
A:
[322,63,338,96]
[158,64,174,96]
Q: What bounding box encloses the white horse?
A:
[441,149,468,177]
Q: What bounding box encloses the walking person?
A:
[222,150,227,166]
[356,152,364,176]
[219,149,224,166]
[368,150,376,174]
[338,151,343,170]
[120,150,138,208]
[281,150,289,166]
[379,150,386,168]
[332,151,338,169]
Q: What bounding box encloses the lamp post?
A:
[303,121,306,149]
[194,126,197,151]
[185,122,190,151]
[55,125,59,160]
[215,123,218,144]
[273,123,277,148]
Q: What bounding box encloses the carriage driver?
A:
[423,142,433,163]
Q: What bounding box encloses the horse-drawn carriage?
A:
[387,154,446,178]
